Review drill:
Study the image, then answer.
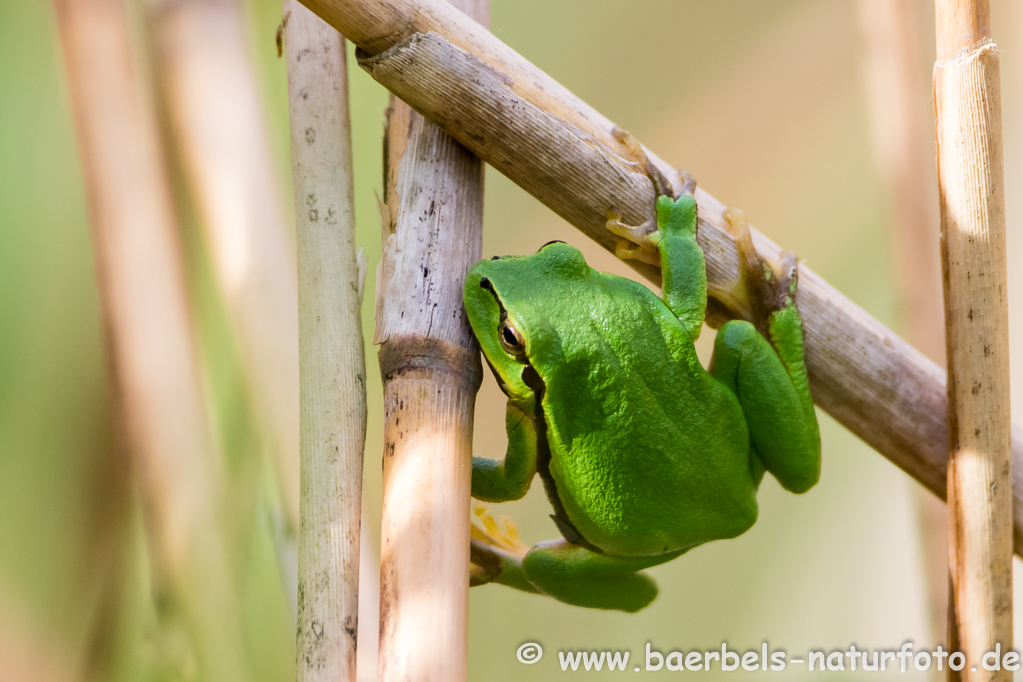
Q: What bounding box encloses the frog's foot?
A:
[716,208,799,335]
[606,207,660,265]
[611,125,698,201]
[608,127,701,266]
[521,539,682,612]
[469,502,536,591]
[470,501,528,556]
[675,169,698,197]
[612,126,675,197]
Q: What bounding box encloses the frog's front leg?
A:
[607,172,706,341]
[469,404,541,594]
[472,402,538,502]
[606,208,658,265]
[708,209,820,493]
[520,540,684,612]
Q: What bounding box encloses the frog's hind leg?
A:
[708,208,819,494]
[469,506,676,611]
[469,504,539,594]
[520,540,684,612]
[709,319,820,494]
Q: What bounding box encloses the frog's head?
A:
[463,241,590,409]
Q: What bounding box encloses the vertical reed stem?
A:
[0,591,79,682]
[52,0,250,679]
[933,2,1012,679]
[149,0,302,540]
[374,2,488,679]
[284,1,367,679]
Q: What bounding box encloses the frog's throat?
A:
[525,364,603,554]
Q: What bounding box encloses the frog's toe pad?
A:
[615,239,660,265]
[722,207,749,236]
[721,205,802,322]
[606,208,655,242]
[677,169,697,196]
[470,501,528,556]
[606,208,658,264]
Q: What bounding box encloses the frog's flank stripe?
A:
[480,270,599,553]
[525,364,600,553]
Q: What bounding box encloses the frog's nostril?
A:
[490,255,500,260]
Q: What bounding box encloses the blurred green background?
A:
[3,0,1023,680]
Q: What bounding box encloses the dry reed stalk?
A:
[283,1,367,679]
[52,0,249,679]
[298,0,1023,556]
[374,1,487,679]
[148,0,302,536]
[857,0,949,650]
[78,433,131,681]
[355,509,380,680]
[0,593,79,682]
[933,1,1012,678]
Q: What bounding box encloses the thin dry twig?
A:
[933,1,1012,678]
[298,0,1023,556]
[374,2,488,680]
[283,1,367,679]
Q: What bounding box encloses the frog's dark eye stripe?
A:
[478,277,526,357]
[498,319,526,355]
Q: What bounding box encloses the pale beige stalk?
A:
[934,1,1012,679]
[374,2,487,680]
[298,0,1023,556]
[52,0,249,679]
[284,1,367,679]
[0,592,79,682]
[148,0,302,534]
[857,0,949,652]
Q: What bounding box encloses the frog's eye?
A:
[498,320,525,356]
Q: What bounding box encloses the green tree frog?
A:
[465,166,820,612]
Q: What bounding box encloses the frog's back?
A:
[537,272,759,558]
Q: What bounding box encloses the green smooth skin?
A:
[464,194,820,612]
